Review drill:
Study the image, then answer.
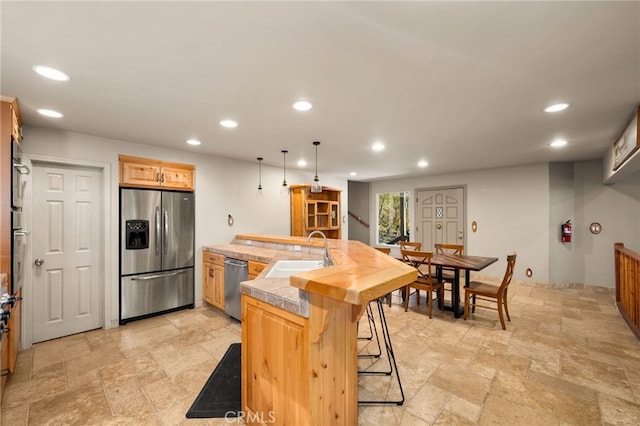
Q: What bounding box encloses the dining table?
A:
[396,250,499,318]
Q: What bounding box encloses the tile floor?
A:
[2,279,640,425]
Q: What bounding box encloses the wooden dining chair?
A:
[463,253,517,330]
[434,243,464,301]
[398,242,422,302]
[401,249,444,318]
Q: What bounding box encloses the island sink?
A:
[264,259,325,278]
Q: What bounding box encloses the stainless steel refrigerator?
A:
[120,188,194,324]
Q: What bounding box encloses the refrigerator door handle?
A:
[155,206,161,255]
[163,208,169,255]
[131,270,187,281]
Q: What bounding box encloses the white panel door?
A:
[32,163,103,343]
[417,187,464,251]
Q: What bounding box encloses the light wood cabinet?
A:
[119,155,195,191]
[0,97,22,400]
[290,184,342,239]
[248,260,267,280]
[242,296,309,425]
[241,292,358,425]
[202,252,225,310]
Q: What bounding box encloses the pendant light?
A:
[257,157,263,191]
[311,141,322,193]
[281,150,289,195]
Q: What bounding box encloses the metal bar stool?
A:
[358,301,382,359]
[357,298,405,405]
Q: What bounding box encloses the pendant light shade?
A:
[311,141,322,193]
[281,150,289,195]
[257,157,263,191]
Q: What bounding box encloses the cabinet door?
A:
[242,296,308,424]
[8,294,21,372]
[10,104,20,141]
[213,264,225,309]
[161,165,194,190]
[330,202,340,229]
[306,201,317,230]
[121,160,161,187]
[203,261,215,305]
[248,261,267,280]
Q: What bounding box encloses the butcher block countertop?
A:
[204,234,416,317]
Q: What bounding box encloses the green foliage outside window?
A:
[377,191,410,244]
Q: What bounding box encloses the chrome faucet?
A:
[307,230,330,267]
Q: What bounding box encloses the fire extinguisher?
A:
[561,220,572,243]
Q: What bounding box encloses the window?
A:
[376,191,410,245]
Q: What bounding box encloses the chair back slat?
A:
[499,254,517,293]
[400,249,433,281]
[434,243,464,256]
[375,247,391,255]
[399,241,421,251]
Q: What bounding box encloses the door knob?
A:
[34,258,45,266]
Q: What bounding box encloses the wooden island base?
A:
[236,235,416,425]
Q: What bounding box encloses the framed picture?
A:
[613,107,639,171]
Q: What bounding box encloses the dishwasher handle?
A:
[224,258,248,268]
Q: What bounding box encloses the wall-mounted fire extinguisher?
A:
[561,220,572,243]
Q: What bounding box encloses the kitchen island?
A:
[204,234,416,425]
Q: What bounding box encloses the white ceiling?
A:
[2,1,639,181]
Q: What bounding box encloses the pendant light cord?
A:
[281,150,288,186]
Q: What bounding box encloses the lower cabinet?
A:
[242,295,309,425]
[203,252,225,310]
[248,260,267,280]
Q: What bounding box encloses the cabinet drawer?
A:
[203,252,225,266]
[248,261,267,277]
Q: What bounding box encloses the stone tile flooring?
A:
[2,280,640,425]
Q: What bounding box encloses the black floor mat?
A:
[186,343,241,418]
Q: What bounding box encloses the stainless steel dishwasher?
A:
[224,257,248,321]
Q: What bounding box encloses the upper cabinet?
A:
[290,184,342,239]
[119,155,195,191]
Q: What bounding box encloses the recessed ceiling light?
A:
[550,138,568,148]
[220,119,238,128]
[349,172,357,176]
[37,108,63,118]
[544,103,569,113]
[297,159,307,167]
[186,139,201,146]
[33,65,70,81]
[292,101,313,111]
[372,142,385,152]
[418,160,429,168]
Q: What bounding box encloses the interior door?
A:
[416,187,464,251]
[32,163,103,343]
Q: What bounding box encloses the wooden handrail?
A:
[348,210,369,228]
[614,242,640,339]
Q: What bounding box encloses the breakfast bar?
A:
[205,234,416,425]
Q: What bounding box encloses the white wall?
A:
[370,163,550,281]
[549,162,575,283]
[347,180,370,244]
[574,161,640,287]
[367,160,640,288]
[21,125,348,329]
